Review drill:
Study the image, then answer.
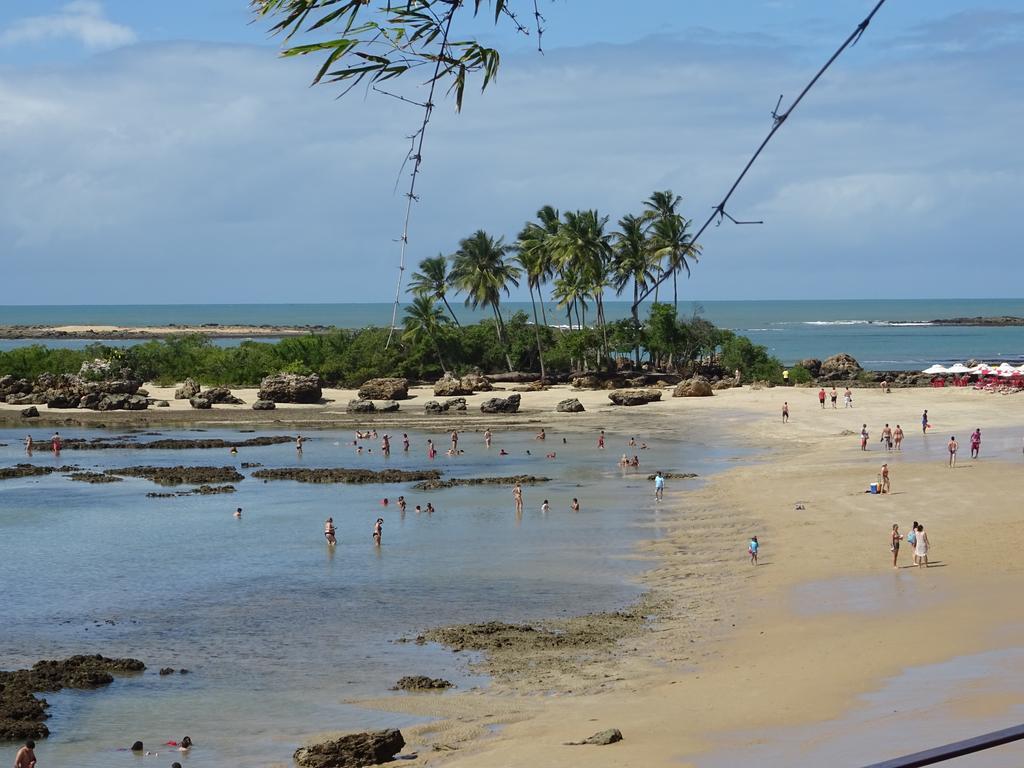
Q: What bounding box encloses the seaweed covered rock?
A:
[358,378,409,401]
[392,676,453,691]
[480,394,520,414]
[257,373,322,404]
[252,468,440,484]
[293,729,406,768]
[105,466,243,486]
[0,655,145,740]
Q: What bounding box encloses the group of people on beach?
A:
[890,522,931,568]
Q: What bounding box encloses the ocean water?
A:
[0,424,733,767]
[2,299,1023,369]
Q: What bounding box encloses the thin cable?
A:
[633,0,889,314]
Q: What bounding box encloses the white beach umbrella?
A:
[997,362,1016,372]
[922,364,948,374]
[969,363,991,374]
[946,363,971,374]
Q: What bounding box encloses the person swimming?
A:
[234,507,242,518]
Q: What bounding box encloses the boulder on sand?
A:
[608,389,662,406]
[377,400,400,413]
[257,373,322,404]
[819,353,862,379]
[480,393,520,414]
[358,378,409,401]
[460,371,493,392]
[189,397,212,409]
[556,397,585,413]
[293,729,406,768]
[203,386,244,405]
[20,406,39,418]
[175,378,200,400]
[252,399,276,411]
[673,376,713,398]
[433,372,472,397]
[346,399,376,414]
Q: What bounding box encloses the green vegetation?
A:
[0,305,782,388]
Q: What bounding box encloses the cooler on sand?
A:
[870,482,878,494]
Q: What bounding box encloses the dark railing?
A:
[862,723,1024,767]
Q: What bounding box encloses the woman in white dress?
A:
[915,524,930,567]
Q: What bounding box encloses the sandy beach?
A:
[4,381,1024,765]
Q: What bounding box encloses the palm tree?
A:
[407,254,460,326]
[551,209,613,359]
[514,225,549,380]
[449,230,520,371]
[402,295,451,373]
[612,213,657,365]
[644,190,700,311]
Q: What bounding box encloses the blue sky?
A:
[0,1,1022,303]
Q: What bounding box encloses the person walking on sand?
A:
[894,424,904,451]
[860,424,869,451]
[819,387,826,409]
[324,517,336,546]
[906,521,919,565]
[948,436,958,467]
[748,536,759,565]
[844,388,853,408]
[373,518,383,546]
[922,410,930,435]
[890,524,902,568]
[484,429,492,448]
[880,463,890,494]
[782,401,789,423]
[915,524,930,567]
[831,388,838,408]
[513,483,523,514]
[654,471,665,501]
[970,428,981,459]
[881,424,893,451]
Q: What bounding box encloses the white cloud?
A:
[0,1,136,51]
[0,19,1020,302]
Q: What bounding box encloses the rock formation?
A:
[608,389,662,406]
[257,373,322,404]
[357,378,409,401]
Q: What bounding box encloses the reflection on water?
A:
[0,425,726,767]
[698,648,1024,767]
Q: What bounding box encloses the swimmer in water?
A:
[402,433,410,451]
[598,430,605,449]
[536,428,546,440]
[381,434,390,456]
[540,499,549,513]
[484,429,492,448]
[425,503,435,515]
[373,518,383,546]
[570,498,580,513]
[234,507,242,518]
[230,446,238,455]
[513,483,524,514]
[295,435,305,451]
[324,517,337,545]
[397,496,407,513]
[24,435,33,453]
[499,449,508,456]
